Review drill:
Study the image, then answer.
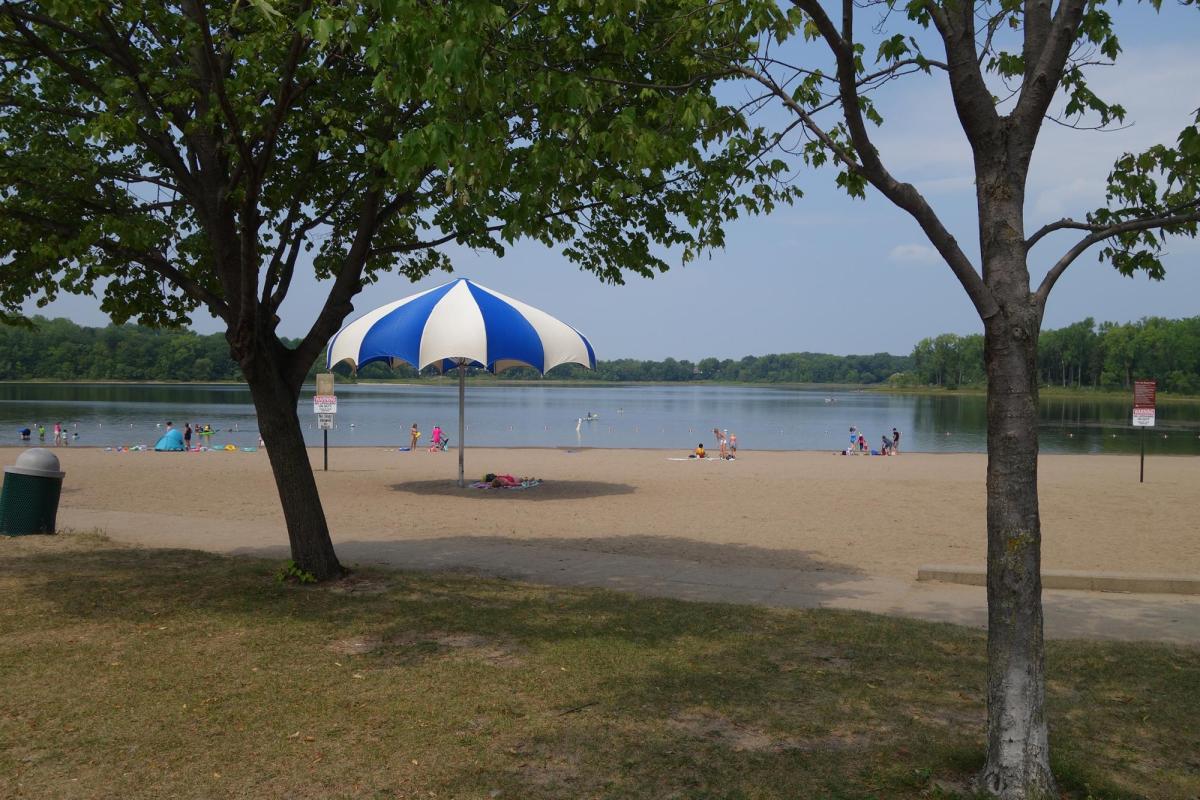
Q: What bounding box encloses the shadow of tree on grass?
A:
[2,534,1194,799]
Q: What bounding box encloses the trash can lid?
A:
[5,448,65,478]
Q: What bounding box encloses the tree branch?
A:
[114,245,231,324]
[1034,210,1200,306]
[790,0,999,320]
[182,0,254,175]
[920,0,1001,144]
[1028,196,1200,250]
[264,177,361,312]
[16,7,200,196]
[1012,0,1088,133]
[3,206,229,321]
[290,188,386,385]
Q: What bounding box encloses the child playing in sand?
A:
[693,443,706,459]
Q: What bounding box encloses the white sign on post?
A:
[313,395,338,414]
[317,413,334,430]
[1132,409,1156,427]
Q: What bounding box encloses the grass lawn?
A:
[2,533,1197,800]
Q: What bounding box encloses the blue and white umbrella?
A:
[327,278,596,485]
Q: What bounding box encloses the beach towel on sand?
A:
[469,477,542,490]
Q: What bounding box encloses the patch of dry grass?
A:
[1,532,1197,799]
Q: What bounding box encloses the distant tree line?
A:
[900,316,1200,393]
[473,352,912,384]
[2,315,1198,392]
[0,317,243,381]
[0,317,913,384]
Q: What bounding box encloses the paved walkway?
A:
[63,508,1200,646]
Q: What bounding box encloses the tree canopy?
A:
[0,0,789,379]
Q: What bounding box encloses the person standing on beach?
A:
[729,433,737,457]
[36,423,45,442]
[892,427,901,454]
[429,424,442,452]
[53,421,62,446]
[715,428,726,459]
[184,423,193,451]
[848,425,858,454]
[409,423,420,451]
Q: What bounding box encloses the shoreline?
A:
[4,377,1198,402]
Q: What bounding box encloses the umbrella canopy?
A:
[327,278,596,485]
[328,278,595,375]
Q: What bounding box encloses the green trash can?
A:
[0,448,65,536]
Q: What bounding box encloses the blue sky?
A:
[22,3,1200,361]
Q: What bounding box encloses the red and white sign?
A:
[313,395,338,415]
[1132,380,1156,427]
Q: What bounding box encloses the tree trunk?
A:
[978,302,1056,799]
[242,344,344,581]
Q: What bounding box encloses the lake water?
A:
[1,382,1198,455]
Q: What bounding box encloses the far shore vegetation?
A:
[2,531,1197,800]
[4,315,1200,398]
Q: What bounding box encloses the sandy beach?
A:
[31,446,1200,581]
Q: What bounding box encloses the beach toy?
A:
[241,447,257,453]
[224,444,237,452]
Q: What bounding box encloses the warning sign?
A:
[1132,380,1156,427]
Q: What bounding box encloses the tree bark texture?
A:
[976,181,1056,796]
[242,340,344,581]
[980,307,1055,798]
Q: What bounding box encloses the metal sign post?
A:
[1132,379,1156,483]
[315,374,336,472]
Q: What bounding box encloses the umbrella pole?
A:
[457,362,465,488]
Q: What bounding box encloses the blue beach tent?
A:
[153,428,185,451]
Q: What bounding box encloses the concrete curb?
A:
[917,564,1200,595]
